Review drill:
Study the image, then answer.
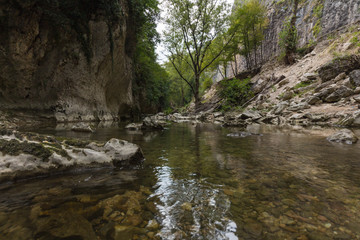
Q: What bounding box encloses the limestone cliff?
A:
[0,0,136,122]
[262,0,360,61]
[215,0,360,81]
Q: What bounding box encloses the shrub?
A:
[219,78,253,111]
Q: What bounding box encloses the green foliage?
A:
[294,81,311,89]
[229,0,268,69]
[219,78,253,111]
[279,18,298,60]
[163,0,232,109]
[202,77,213,92]
[132,0,171,111]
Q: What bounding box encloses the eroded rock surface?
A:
[0,131,144,181]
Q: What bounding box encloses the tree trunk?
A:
[194,74,200,112]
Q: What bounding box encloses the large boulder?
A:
[324,86,354,103]
[237,110,262,120]
[349,69,360,87]
[0,131,144,182]
[318,55,360,82]
[327,129,358,144]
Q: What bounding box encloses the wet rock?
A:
[142,117,165,130]
[243,219,263,237]
[307,232,331,240]
[33,212,98,240]
[146,219,159,230]
[349,69,360,87]
[318,55,360,82]
[181,202,192,211]
[125,123,143,131]
[71,122,94,133]
[227,132,261,138]
[327,129,358,144]
[0,132,144,181]
[324,86,354,103]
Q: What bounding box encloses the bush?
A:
[219,78,253,111]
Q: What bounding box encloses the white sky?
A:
[156,0,235,64]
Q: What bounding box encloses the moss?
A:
[63,139,92,148]
[0,139,53,162]
[294,82,311,89]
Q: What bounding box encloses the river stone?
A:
[125,123,143,131]
[71,123,94,133]
[349,69,360,87]
[146,219,159,230]
[327,129,358,144]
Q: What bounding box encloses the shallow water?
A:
[1,123,360,240]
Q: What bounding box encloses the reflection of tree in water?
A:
[149,123,239,239]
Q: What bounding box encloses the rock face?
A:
[327,129,358,144]
[0,131,144,182]
[0,1,136,122]
[214,0,360,79]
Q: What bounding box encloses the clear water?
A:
[1,123,360,240]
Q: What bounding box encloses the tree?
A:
[229,0,268,70]
[163,0,233,112]
[279,0,299,65]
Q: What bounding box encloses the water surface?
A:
[1,123,360,240]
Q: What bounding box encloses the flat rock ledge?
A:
[0,130,144,182]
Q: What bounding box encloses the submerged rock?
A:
[327,129,358,144]
[71,122,95,133]
[0,131,144,181]
[227,132,262,138]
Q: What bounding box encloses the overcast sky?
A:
[156,0,235,64]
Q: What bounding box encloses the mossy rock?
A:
[0,139,53,162]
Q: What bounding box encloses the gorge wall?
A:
[0,0,136,122]
[262,0,360,61]
[215,0,360,81]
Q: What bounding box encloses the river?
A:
[1,123,360,240]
